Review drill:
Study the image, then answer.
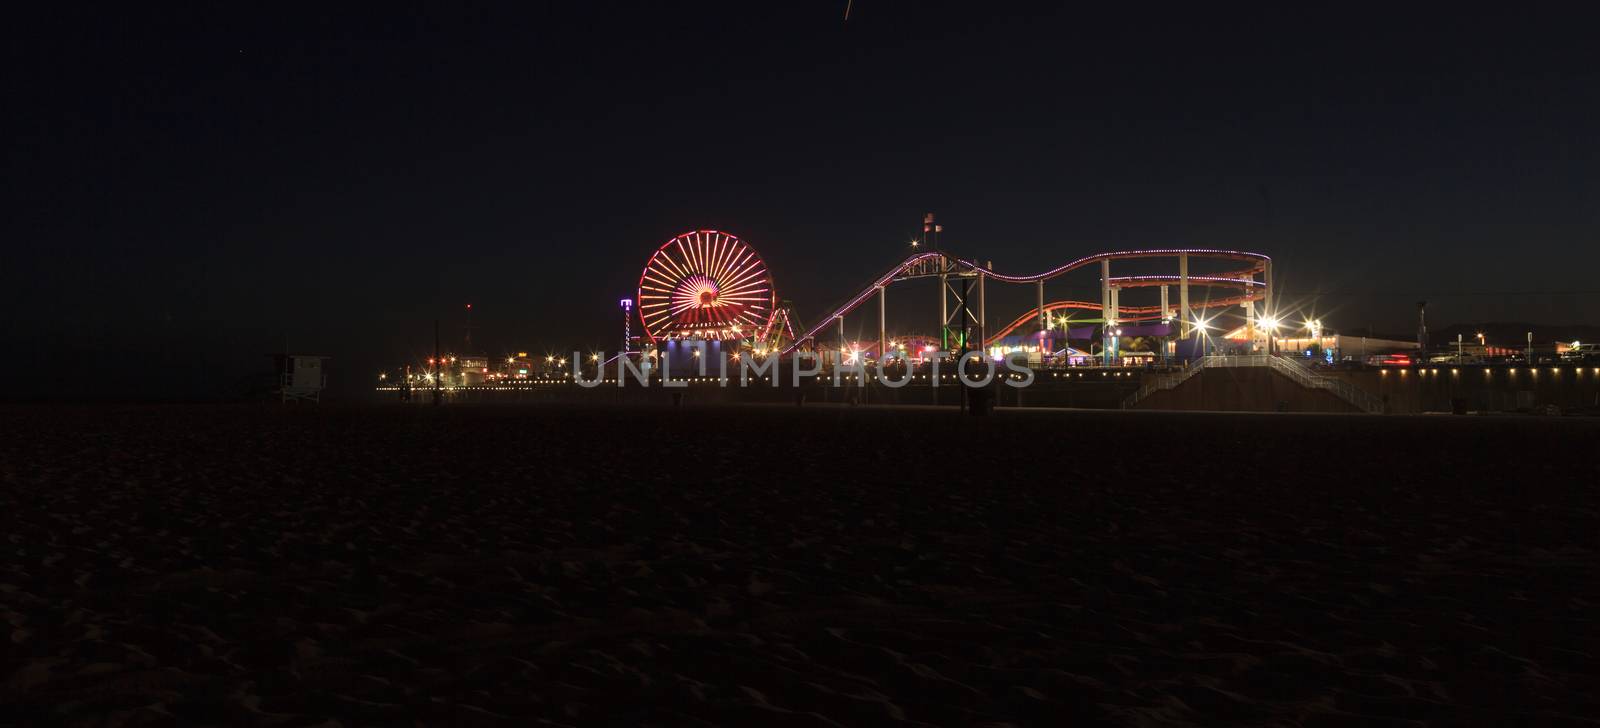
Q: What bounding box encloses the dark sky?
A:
[6,4,1597,398]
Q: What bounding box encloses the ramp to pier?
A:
[1126,355,1381,413]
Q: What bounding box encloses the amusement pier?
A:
[374,218,1599,415]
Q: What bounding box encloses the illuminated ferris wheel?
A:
[636,230,776,343]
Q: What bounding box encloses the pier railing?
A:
[1123,355,1385,413]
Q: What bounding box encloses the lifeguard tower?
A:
[275,354,330,403]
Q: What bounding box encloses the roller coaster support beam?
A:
[1179,253,1190,338]
[959,278,972,353]
[1245,293,1256,350]
[1100,259,1112,366]
[1036,280,1046,354]
[1160,284,1170,364]
[1109,284,1121,363]
[939,261,949,350]
[1262,259,1273,317]
[977,272,986,352]
[877,285,886,362]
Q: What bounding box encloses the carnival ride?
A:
[634,229,1272,362]
[776,249,1272,359]
[982,276,1266,347]
[636,230,778,344]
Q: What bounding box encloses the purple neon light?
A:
[953,248,1270,285]
[1104,275,1264,287]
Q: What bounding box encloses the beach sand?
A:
[2,404,1597,726]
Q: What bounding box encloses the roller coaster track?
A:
[780,248,1271,355]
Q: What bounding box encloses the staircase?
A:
[1122,358,1208,408]
[1123,355,1384,413]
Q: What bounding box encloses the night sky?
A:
[6,4,1597,398]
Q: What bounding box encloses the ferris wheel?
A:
[636,230,777,343]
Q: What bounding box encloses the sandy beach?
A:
[2,404,1597,726]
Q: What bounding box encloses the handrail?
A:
[1121,356,1209,407]
[1264,356,1384,413]
[1122,354,1384,413]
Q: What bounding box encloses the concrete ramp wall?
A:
[1133,367,1361,412]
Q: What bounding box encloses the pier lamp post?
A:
[1192,315,1211,359]
[1055,315,1073,366]
[1302,318,1322,359]
[1161,315,1170,366]
[1261,316,1280,355]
